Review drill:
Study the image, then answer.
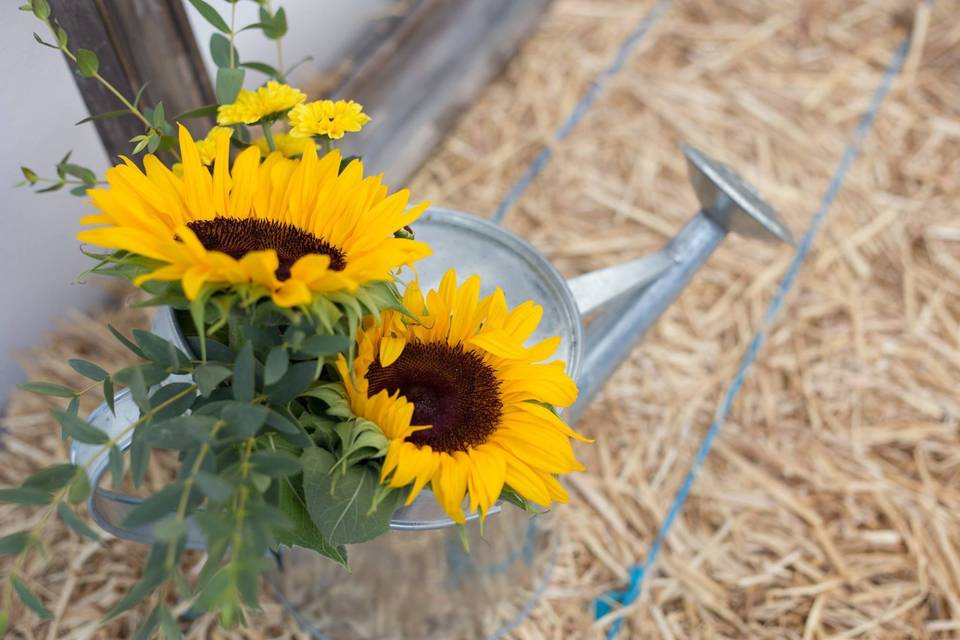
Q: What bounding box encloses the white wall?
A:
[0,9,110,405]
[0,1,389,404]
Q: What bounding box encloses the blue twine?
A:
[490,0,671,225]
[595,31,915,640]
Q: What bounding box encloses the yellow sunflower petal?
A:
[431,453,468,524]
[379,336,407,368]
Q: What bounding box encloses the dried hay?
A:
[3,0,960,637]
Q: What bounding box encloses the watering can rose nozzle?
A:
[568,144,795,422]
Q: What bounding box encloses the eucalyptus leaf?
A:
[0,531,31,555]
[18,381,75,398]
[108,324,147,358]
[57,503,101,541]
[11,576,52,620]
[238,61,281,79]
[222,402,267,438]
[132,606,161,640]
[52,409,109,444]
[174,104,219,120]
[24,464,79,491]
[232,342,256,402]
[30,0,50,20]
[210,32,238,68]
[130,431,150,488]
[134,329,191,371]
[194,363,232,397]
[216,67,245,105]
[0,487,51,505]
[122,483,188,528]
[103,376,116,414]
[115,363,167,412]
[187,0,231,33]
[300,335,349,357]
[264,361,316,405]
[20,166,38,184]
[108,445,124,489]
[68,358,108,381]
[67,470,91,504]
[194,470,234,502]
[145,414,217,449]
[263,346,289,385]
[76,48,99,77]
[149,382,197,420]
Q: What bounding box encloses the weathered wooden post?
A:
[47,0,551,181]
[47,0,215,159]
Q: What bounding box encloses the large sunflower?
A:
[78,125,430,307]
[338,269,590,523]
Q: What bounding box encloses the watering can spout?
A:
[567,144,795,422]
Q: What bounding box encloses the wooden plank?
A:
[334,0,552,185]
[49,0,548,182]
[47,0,215,160]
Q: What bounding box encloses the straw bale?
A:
[3,0,959,637]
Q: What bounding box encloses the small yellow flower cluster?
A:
[252,132,310,158]
[217,80,306,125]
[207,83,371,159]
[288,99,371,140]
[194,126,232,165]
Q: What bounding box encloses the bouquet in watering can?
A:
[2,0,591,635]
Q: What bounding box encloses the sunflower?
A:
[337,269,589,523]
[78,125,431,307]
[289,100,371,140]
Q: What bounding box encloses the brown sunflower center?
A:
[366,341,503,453]
[186,217,346,280]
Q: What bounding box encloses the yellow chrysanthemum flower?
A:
[78,125,431,307]
[289,100,371,140]
[337,270,589,524]
[217,81,306,125]
[195,126,233,165]
[253,132,311,158]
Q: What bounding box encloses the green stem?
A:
[229,3,237,69]
[29,177,107,187]
[163,420,227,572]
[268,0,284,74]
[262,124,277,152]
[42,19,180,161]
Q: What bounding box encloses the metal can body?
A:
[272,506,556,639]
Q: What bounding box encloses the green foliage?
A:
[302,448,402,546]
[18,381,75,398]
[76,48,99,77]
[210,32,238,68]
[30,0,50,21]
[257,6,287,40]
[188,0,231,33]
[11,576,52,620]
[215,67,245,104]
[6,2,466,634]
[0,487,52,506]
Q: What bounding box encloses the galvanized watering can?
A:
[71,145,792,638]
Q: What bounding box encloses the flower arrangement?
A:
[4,0,590,635]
